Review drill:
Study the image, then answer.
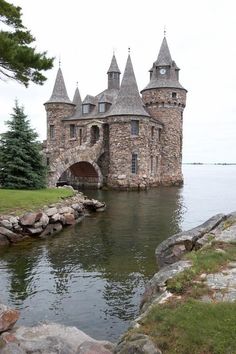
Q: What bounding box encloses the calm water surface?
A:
[0,165,236,341]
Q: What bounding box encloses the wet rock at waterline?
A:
[0,191,106,247]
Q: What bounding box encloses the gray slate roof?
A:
[46,68,72,104]
[83,95,96,105]
[107,54,121,74]
[142,37,186,92]
[72,87,82,106]
[108,55,150,117]
[155,37,172,66]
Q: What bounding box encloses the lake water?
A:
[0,165,236,341]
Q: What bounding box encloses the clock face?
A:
[160,68,166,75]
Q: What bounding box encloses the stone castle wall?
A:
[142,88,186,185]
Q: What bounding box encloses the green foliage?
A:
[0,188,74,215]
[141,299,236,354]
[0,101,46,189]
[166,245,236,295]
[0,0,53,86]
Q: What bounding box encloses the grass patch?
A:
[0,188,75,215]
[166,244,236,295]
[141,299,236,354]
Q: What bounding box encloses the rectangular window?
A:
[131,153,138,174]
[49,125,55,140]
[150,156,153,174]
[70,124,76,139]
[46,157,50,166]
[172,92,177,99]
[82,104,90,114]
[151,126,154,139]
[99,103,106,113]
[131,120,139,136]
[79,128,82,145]
[157,128,161,141]
[156,156,159,175]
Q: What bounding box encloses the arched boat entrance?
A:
[57,161,101,189]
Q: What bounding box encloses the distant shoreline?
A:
[183,162,236,165]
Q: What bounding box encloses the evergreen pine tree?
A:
[0,101,46,189]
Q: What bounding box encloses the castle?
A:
[44,36,187,189]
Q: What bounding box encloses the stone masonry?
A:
[43,36,187,189]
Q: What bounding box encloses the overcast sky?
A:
[1,0,236,163]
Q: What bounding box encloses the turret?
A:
[141,36,187,186]
[107,54,121,90]
[44,67,75,146]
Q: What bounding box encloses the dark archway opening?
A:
[57,161,100,189]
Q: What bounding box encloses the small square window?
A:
[172,92,177,99]
[131,120,139,136]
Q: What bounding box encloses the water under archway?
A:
[57,161,101,189]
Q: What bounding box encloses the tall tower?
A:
[44,68,75,149]
[141,37,187,185]
[107,54,121,90]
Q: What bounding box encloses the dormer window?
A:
[82,104,90,114]
[99,103,106,113]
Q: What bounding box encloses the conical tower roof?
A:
[46,68,72,104]
[108,55,149,117]
[107,54,121,74]
[72,87,82,106]
[155,37,172,66]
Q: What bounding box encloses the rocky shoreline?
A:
[0,188,106,247]
[1,211,236,353]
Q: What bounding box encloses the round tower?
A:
[44,68,75,150]
[141,37,187,185]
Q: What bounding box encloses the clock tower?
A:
[141,36,187,185]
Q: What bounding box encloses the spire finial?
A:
[76,81,78,88]
[128,47,130,55]
[59,55,61,67]
[164,25,167,37]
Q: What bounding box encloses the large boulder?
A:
[0,227,24,243]
[155,213,225,268]
[114,333,161,354]
[77,341,114,354]
[19,212,41,227]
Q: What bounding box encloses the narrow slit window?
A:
[49,125,55,140]
[151,156,153,174]
[172,92,177,98]
[131,153,138,174]
[131,120,139,136]
[151,126,154,139]
[79,128,82,145]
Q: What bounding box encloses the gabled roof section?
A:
[107,54,121,74]
[108,55,150,117]
[46,68,72,104]
[155,37,172,66]
[72,87,82,106]
[82,95,96,105]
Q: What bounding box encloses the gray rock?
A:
[19,212,41,226]
[77,341,113,353]
[34,213,49,228]
[204,267,236,302]
[155,213,226,268]
[215,224,236,243]
[71,203,83,213]
[45,207,58,217]
[19,336,75,354]
[39,223,63,238]
[26,227,43,235]
[0,234,10,246]
[0,227,23,243]
[0,220,12,230]
[115,333,161,354]
[50,213,62,223]
[140,261,191,311]
[0,343,26,354]
[58,206,74,214]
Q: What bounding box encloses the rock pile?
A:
[0,305,114,354]
[0,191,106,247]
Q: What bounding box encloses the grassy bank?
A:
[135,242,236,354]
[0,188,75,215]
